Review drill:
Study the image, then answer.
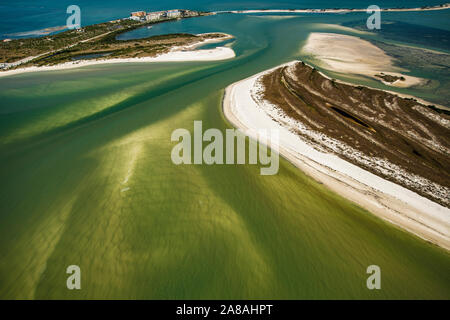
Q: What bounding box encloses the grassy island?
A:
[0,10,216,70]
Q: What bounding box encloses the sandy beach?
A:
[0,34,235,78]
[301,32,425,88]
[223,62,450,250]
[309,23,374,35]
[222,4,450,14]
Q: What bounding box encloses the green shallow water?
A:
[0,13,449,299]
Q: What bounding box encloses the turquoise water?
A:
[116,16,228,40]
[115,11,450,105]
[1,0,448,38]
[0,5,449,299]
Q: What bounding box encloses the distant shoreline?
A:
[0,34,235,78]
[216,3,450,14]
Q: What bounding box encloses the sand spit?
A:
[0,34,235,78]
[223,61,450,251]
[221,4,450,14]
[301,32,426,88]
[309,23,374,35]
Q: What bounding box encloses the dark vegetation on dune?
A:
[0,12,218,68]
[261,62,450,206]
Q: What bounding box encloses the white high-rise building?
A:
[146,11,164,21]
[166,9,181,18]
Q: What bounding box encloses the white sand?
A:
[310,23,374,35]
[223,61,450,250]
[222,4,450,14]
[0,35,235,78]
[301,32,425,88]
